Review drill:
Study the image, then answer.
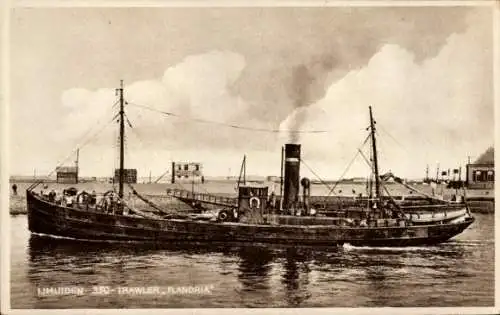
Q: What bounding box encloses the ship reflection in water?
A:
[10,214,493,308]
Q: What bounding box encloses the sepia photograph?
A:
[2,0,498,313]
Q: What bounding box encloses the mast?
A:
[237,155,246,188]
[118,80,125,199]
[369,106,381,204]
[280,146,284,210]
[238,155,247,187]
[75,149,80,184]
[243,155,246,185]
[436,163,440,183]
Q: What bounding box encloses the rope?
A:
[127,183,173,215]
[358,147,381,201]
[324,134,371,200]
[300,158,334,194]
[124,119,209,193]
[380,183,405,215]
[397,180,451,204]
[357,133,449,205]
[115,195,162,220]
[359,156,452,206]
[28,112,120,191]
[357,148,375,172]
[377,122,411,154]
[126,102,330,134]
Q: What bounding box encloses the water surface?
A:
[10,212,494,308]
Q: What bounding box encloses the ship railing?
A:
[166,188,237,207]
[400,203,465,212]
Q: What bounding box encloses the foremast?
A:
[369,106,381,208]
[117,80,125,200]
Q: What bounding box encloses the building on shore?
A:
[466,147,494,189]
[113,169,137,184]
[56,166,78,184]
[171,162,203,184]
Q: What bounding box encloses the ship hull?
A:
[27,190,474,247]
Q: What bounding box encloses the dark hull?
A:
[27,190,474,247]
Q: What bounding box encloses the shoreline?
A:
[9,186,494,216]
[9,180,494,212]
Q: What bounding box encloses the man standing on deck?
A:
[48,189,56,202]
[40,185,49,198]
[90,190,97,205]
[65,193,74,207]
[108,193,115,214]
[12,184,17,195]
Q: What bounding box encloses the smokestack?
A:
[283,143,301,211]
[171,162,175,184]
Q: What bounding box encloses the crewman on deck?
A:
[102,196,108,213]
[55,193,62,205]
[108,193,115,214]
[12,184,17,195]
[65,193,75,208]
[40,185,49,197]
[48,189,56,202]
[90,190,97,205]
[115,199,123,215]
[310,208,317,216]
[268,192,276,209]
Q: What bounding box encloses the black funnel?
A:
[283,144,301,210]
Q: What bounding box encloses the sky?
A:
[8,5,495,180]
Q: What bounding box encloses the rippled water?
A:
[10,213,494,308]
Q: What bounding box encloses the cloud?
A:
[231,7,473,144]
[48,50,254,174]
[279,9,493,179]
[10,7,491,178]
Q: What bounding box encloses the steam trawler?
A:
[27,81,474,246]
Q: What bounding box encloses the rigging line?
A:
[126,183,173,215]
[377,122,410,154]
[358,148,386,201]
[124,126,201,192]
[52,100,119,162]
[359,150,443,205]
[398,179,450,204]
[78,112,120,152]
[374,130,388,165]
[71,98,120,147]
[125,121,146,149]
[54,105,119,168]
[123,124,197,190]
[380,184,405,214]
[300,158,334,193]
[28,112,119,191]
[125,118,157,149]
[57,112,119,172]
[324,134,372,199]
[126,101,330,134]
[357,148,376,175]
[124,113,133,128]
